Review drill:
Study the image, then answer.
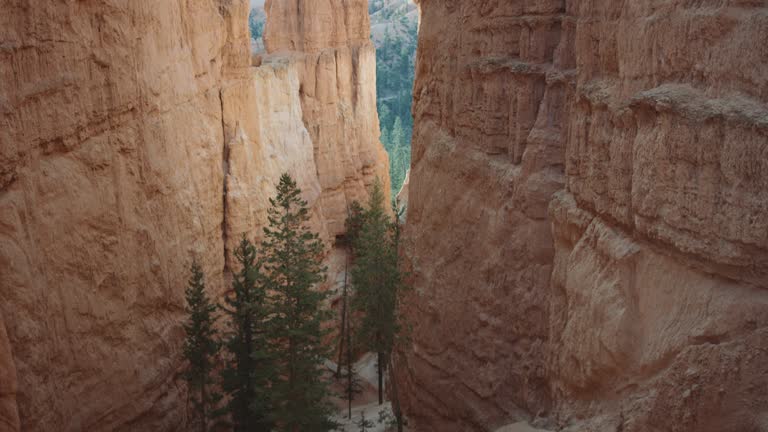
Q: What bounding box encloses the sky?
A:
[250,0,265,8]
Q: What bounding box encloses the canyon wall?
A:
[263,0,391,235]
[0,0,387,430]
[0,312,19,432]
[399,1,768,431]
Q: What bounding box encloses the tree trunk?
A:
[389,356,404,432]
[347,332,353,418]
[201,383,208,432]
[348,356,353,421]
[336,256,348,378]
[346,261,354,419]
[377,351,384,405]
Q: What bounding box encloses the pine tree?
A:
[342,295,365,420]
[355,412,375,432]
[390,117,408,193]
[379,104,392,132]
[380,125,392,154]
[389,199,407,432]
[248,9,264,41]
[183,261,220,432]
[336,201,366,379]
[341,245,365,419]
[345,201,367,257]
[335,255,350,380]
[391,117,405,153]
[351,179,403,405]
[262,173,337,432]
[220,237,274,432]
[344,337,365,420]
[338,201,366,373]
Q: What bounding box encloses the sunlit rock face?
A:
[0,2,236,430]
[398,1,768,431]
[0,0,388,430]
[264,0,391,235]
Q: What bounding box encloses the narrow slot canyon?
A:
[1,1,767,432]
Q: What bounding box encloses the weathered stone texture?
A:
[398,1,768,431]
[0,0,387,430]
[264,0,391,235]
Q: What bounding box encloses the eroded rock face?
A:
[0,0,387,430]
[549,3,768,431]
[264,0,372,53]
[398,1,768,431]
[396,1,568,430]
[0,2,235,429]
[0,312,19,432]
[264,0,391,235]
[220,56,328,265]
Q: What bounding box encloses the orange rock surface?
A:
[397,1,768,431]
[264,0,391,235]
[0,313,19,432]
[3,0,764,430]
[0,0,387,430]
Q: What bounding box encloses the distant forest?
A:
[369,0,418,195]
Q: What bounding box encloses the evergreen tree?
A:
[373,7,417,195]
[355,412,375,432]
[183,261,220,432]
[262,174,337,432]
[336,200,366,379]
[333,200,369,415]
[351,179,403,405]
[248,9,264,41]
[341,286,365,420]
[345,201,367,257]
[379,104,392,132]
[337,202,361,378]
[220,237,274,432]
[380,126,392,154]
[391,117,405,152]
[335,255,350,380]
[390,117,409,193]
[389,199,408,432]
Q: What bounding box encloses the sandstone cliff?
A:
[263,0,391,235]
[0,0,387,430]
[0,312,19,432]
[398,1,768,431]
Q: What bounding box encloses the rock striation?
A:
[0,0,387,430]
[263,0,391,235]
[0,312,19,432]
[398,1,768,431]
[0,2,236,429]
[396,1,568,430]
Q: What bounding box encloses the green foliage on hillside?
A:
[249,8,265,41]
[372,4,418,195]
